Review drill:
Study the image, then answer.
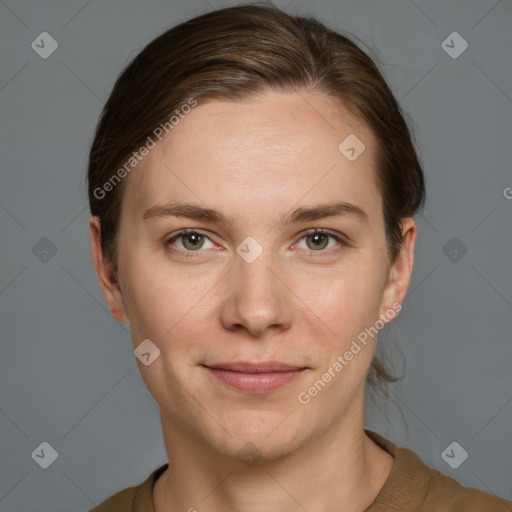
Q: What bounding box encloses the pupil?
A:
[184,233,203,249]
[309,232,327,250]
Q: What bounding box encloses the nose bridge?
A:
[220,241,290,336]
[236,248,276,294]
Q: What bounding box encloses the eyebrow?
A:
[142,201,368,225]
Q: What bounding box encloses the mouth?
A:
[203,361,308,394]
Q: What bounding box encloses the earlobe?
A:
[89,216,129,323]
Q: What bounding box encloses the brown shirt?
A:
[89,429,512,511]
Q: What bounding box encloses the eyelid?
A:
[166,228,212,240]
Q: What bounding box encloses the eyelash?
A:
[164,228,347,258]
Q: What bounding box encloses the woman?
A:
[87,4,511,511]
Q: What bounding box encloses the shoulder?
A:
[89,485,137,511]
[88,464,168,512]
[365,429,512,512]
[424,468,512,511]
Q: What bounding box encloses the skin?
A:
[90,90,416,512]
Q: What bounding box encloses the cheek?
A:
[120,257,211,404]
[295,262,386,343]
[295,268,385,404]
[120,251,217,349]
[119,249,177,339]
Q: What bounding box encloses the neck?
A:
[154,403,393,512]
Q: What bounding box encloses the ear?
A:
[379,217,417,320]
[89,216,129,323]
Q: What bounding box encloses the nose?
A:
[220,249,292,338]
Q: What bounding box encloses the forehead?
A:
[122,91,381,225]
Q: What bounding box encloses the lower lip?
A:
[205,367,306,393]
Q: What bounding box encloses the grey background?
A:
[0,0,511,510]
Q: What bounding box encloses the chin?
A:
[207,407,305,461]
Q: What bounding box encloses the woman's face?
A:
[92,91,416,461]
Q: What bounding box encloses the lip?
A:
[204,361,307,393]
[207,361,304,372]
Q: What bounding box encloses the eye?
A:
[165,228,346,256]
[166,230,216,253]
[295,229,345,252]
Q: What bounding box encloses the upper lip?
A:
[205,361,305,373]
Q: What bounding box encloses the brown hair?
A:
[87,2,425,393]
